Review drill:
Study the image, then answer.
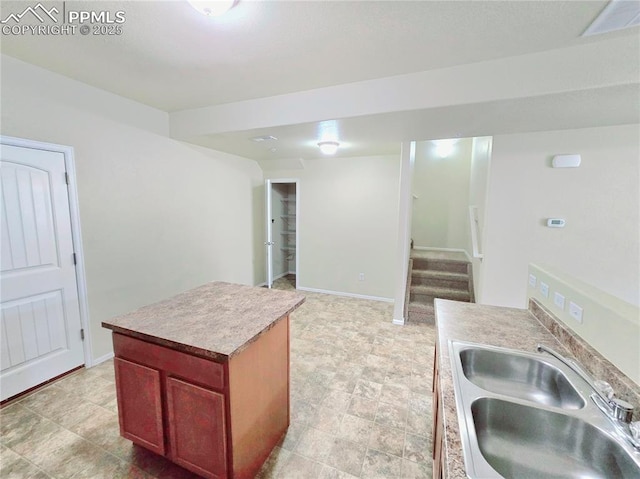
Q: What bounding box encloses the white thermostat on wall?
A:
[547,218,566,228]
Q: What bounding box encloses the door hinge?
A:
[72,253,77,265]
[80,329,85,341]
[65,172,70,185]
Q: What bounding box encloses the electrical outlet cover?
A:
[569,301,583,323]
[540,281,549,298]
[554,292,565,310]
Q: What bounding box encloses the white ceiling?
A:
[1,0,639,162]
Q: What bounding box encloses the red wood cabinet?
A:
[114,358,165,456]
[111,316,290,479]
[166,377,227,479]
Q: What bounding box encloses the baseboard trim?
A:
[297,286,394,303]
[413,246,472,262]
[90,352,114,367]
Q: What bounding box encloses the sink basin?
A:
[459,347,585,409]
[472,397,640,479]
[448,341,640,478]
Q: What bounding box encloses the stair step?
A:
[411,269,469,288]
[411,258,469,274]
[412,269,467,279]
[407,301,434,324]
[410,285,471,303]
[407,301,433,312]
[407,307,434,324]
[405,253,475,323]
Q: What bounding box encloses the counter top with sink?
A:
[434,298,640,478]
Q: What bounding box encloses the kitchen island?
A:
[102,281,305,479]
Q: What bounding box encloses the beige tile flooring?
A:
[0,277,436,478]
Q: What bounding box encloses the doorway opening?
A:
[265,179,299,289]
[403,136,492,323]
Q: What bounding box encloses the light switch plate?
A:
[529,274,537,288]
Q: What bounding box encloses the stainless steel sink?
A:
[459,347,584,409]
[472,397,639,478]
[449,340,640,478]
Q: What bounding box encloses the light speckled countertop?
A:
[435,298,640,479]
[102,282,305,361]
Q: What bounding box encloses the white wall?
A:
[1,55,263,361]
[263,155,400,299]
[481,124,640,308]
[412,139,472,252]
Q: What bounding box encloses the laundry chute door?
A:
[0,143,84,401]
[265,180,274,288]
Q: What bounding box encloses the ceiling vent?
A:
[583,0,640,36]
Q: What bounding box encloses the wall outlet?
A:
[540,281,549,298]
[529,274,537,287]
[554,292,565,310]
[569,301,583,323]
[359,273,365,281]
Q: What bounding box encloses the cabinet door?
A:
[114,357,165,455]
[433,392,444,479]
[432,347,439,459]
[166,376,227,479]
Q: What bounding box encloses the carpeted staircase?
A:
[406,251,475,323]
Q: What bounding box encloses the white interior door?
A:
[0,143,84,400]
[265,180,274,288]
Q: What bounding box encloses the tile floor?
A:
[0,277,436,478]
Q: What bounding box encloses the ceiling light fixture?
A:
[187,0,237,17]
[433,138,458,158]
[318,141,340,155]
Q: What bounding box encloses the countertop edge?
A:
[102,325,229,362]
[102,297,305,362]
[101,282,306,361]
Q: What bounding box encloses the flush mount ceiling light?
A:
[318,141,340,155]
[433,138,458,158]
[187,0,237,17]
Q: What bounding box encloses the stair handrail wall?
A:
[469,205,484,259]
[404,258,413,321]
